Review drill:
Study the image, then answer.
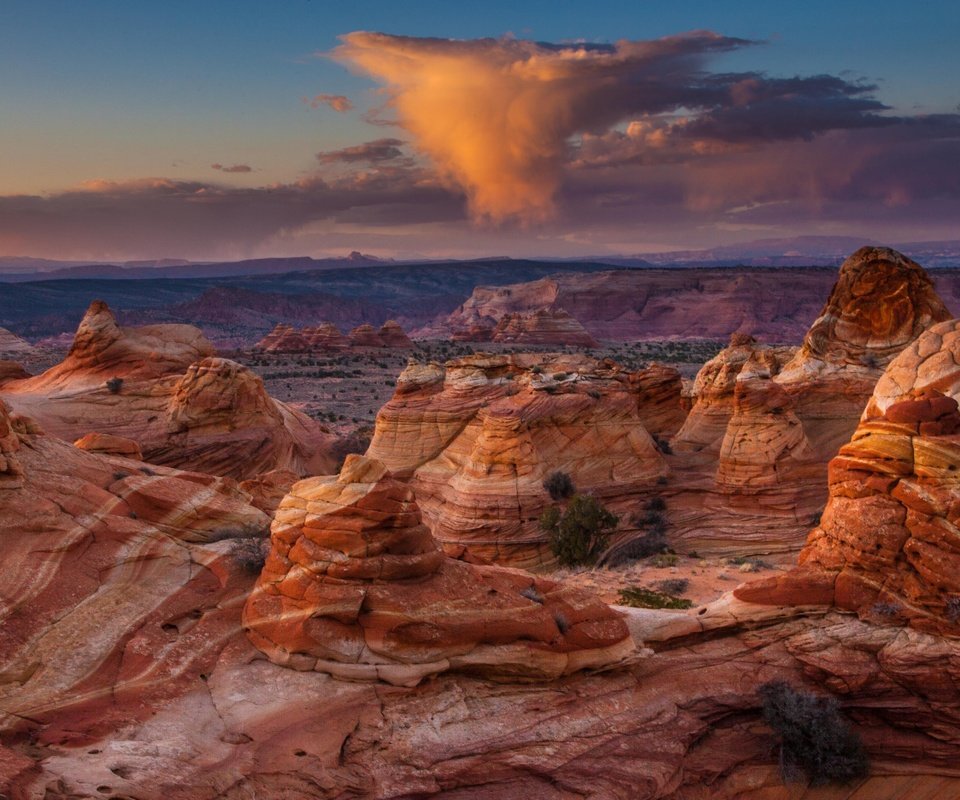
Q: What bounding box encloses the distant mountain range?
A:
[5,237,960,283]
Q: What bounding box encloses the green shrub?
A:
[540,494,618,567]
[617,587,692,610]
[758,680,868,786]
[543,470,576,501]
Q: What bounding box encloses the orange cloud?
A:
[334,31,749,224]
[305,93,353,112]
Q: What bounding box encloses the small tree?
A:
[540,494,618,567]
[105,376,124,394]
[543,470,576,501]
[758,680,869,786]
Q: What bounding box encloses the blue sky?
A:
[1,0,958,259]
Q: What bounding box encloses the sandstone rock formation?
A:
[377,319,413,348]
[366,354,682,567]
[0,360,30,385]
[1,301,336,480]
[0,327,35,358]
[255,322,350,352]
[737,318,960,638]
[665,248,952,555]
[0,398,271,743]
[73,431,144,460]
[421,268,841,341]
[349,323,385,348]
[243,455,634,686]
[490,308,599,347]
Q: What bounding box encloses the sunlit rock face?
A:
[665,248,953,556]
[366,353,683,567]
[0,327,36,358]
[0,301,336,481]
[242,455,634,686]
[491,308,599,347]
[738,319,960,636]
[0,399,270,736]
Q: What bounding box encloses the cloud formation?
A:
[333,31,902,224]
[305,93,353,112]
[317,138,408,164]
[211,163,254,173]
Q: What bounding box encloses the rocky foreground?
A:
[2,247,960,797]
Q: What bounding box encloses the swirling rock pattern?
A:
[1,302,335,480]
[366,354,682,567]
[242,455,634,686]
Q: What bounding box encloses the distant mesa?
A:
[0,300,336,481]
[242,454,634,686]
[255,320,413,352]
[366,353,684,568]
[493,308,599,347]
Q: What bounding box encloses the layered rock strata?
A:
[1,301,335,480]
[366,354,684,567]
[243,455,634,686]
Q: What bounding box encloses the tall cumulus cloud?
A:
[333,31,897,224]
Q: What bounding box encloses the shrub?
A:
[540,494,618,567]
[543,470,576,501]
[520,585,545,604]
[655,578,689,596]
[653,436,673,455]
[552,372,568,381]
[645,496,667,512]
[650,552,679,568]
[758,680,869,786]
[105,377,124,394]
[598,527,668,567]
[618,587,692,610]
[230,537,269,575]
[870,601,901,618]
[553,611,570,634]
[948,597,960,624]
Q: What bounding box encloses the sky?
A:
[1,0,958,261]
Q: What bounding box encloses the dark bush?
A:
[598,527,668,567]
[520,585,544,604]
[618,587,692,610]
[655,578,689,596]
[653,436,673,455]
[543,470,576,501]
[105,377,124,394]
[230,537,269,575]
[553,611,570,634]
[645,496,667,512]
[552,372,568,381]
[870,601,901,618]
[946,596,960,623]
[758,680,869,786]
[540,494,618,567]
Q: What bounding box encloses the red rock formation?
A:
[451,322,494,342]
[349,323,385,347]
[492,308,599,347]
[367,354,681,567]
[0,360,30,385]
[0,327,35,357]
[377,319,413,348]
[421,268,839,341]
[666,248,952,555]
[738,319,960,637]
[73,431,143,460]
[27,299,215,390]
[255,321,351,352]
[0,399,270,742]
[243,455,634,686]
[238,467,300,515]
[1,302,336,480]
